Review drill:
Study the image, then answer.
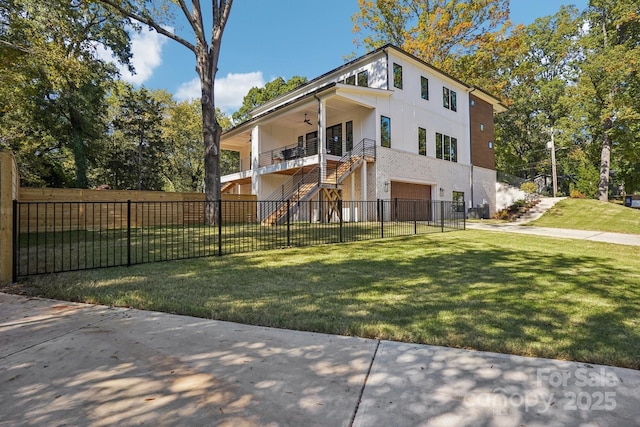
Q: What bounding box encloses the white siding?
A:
[473,166,497,214]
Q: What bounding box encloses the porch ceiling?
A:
[221,86,384,151]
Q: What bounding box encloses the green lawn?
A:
[10,229,640,369]
[529,198,640,233]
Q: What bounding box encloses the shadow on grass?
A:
[13,233,640,369]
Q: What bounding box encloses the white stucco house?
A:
[220,44,506,223]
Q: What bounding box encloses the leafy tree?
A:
[162,99,204,192]
[98,0,233,222]
[574,0,640,200]
[105,84,168,190]
[232,76,308,124]
[495,6,582,184]
[0,0,131,188]
[352,0,510,73]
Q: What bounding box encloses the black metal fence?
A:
[13,199,465,279]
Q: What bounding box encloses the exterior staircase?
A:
[260,138,375,225]
[220,181,235,194]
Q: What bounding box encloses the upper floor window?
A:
[421,76,429,100]
[436,132,457,162]
[418,127,427,156]
[381,116,391,148]
[443,87,457,112]
[345,75,356,85]
[393,63,403,89]
[357,70,368,87]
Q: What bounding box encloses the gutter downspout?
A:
[468,87,476,214]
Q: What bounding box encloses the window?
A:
[393,63,403,89]
[444,135,451,161]
[480,124,484,131]
[326,123,343,156]
[418,127,426,156]
[452,191,465,213]
[306,131,318,156]
[381,116,391,148]
[451,137,457,162]
[420,76,429,100]
[435,133,457,162]
[346,121,353,152]
[345,75,356,85]
[357,70,368,87]
[443,86,457,111]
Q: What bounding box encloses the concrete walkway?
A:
[466,222,640,247]
[1,292,639,426]
[467,196,640,247]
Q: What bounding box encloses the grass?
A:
[528,198,640,234]
[9,229,640,369]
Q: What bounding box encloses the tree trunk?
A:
[197,49,221,224]
[597,117,612,201]
[70,108,88,189]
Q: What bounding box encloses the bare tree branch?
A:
[98,0,196,53]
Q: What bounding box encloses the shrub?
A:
[520,182,538,195]
[570,189,586,199]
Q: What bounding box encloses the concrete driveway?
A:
[1,292,639,426]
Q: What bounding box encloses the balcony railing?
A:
[258,138,320,168]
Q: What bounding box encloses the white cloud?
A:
[95,27,168,85]
[175,71,265,114]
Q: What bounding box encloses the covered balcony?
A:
[219,82,391,194]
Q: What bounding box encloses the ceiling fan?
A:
[303,113,312,126]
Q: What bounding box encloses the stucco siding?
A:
[473,166,497,214]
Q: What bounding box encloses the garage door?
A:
[390,182,432,221]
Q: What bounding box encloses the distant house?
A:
[220,44,506,223]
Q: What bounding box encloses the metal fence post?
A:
[414,200,417,234]
[463,198,466,230]
[380,199,384,238]
[286,199,291,247]
[440,201,445,232]
[338,199,343,243]
[217,200,222,256]
[127,200,131,267]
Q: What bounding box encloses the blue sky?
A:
[112,0,589,114]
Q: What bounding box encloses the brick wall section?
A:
[470,94,495,170]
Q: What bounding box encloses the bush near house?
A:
[493,198,540,221]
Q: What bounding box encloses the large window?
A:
[381,116,391,148]
[435,132,457,162]
[393,63,403,89]
[357,70,368,87]
[421,76,429,100]
[418,127,426,156]
[443,87,457,111]
[452,191,465,212]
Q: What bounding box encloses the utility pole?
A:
[546,128,558,197]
